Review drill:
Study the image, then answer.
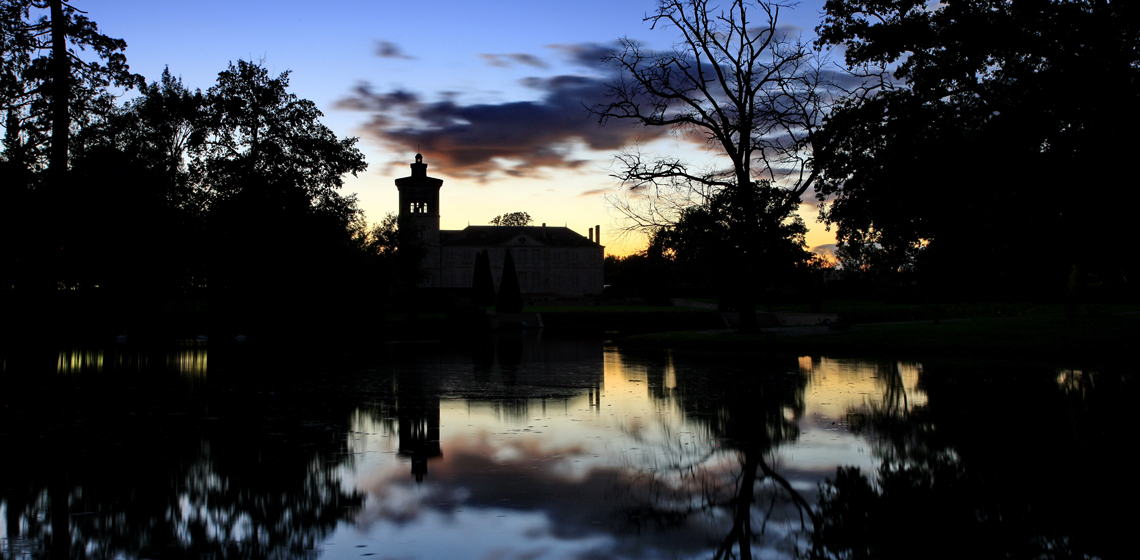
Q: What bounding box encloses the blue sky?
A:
[84,0,834,256]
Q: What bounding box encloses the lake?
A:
[0,330,1131,559]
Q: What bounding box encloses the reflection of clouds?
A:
[330,509,618,560]
[353,431,717,558]
[340,350,932,559]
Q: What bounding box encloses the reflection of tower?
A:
[397,391,442,483]
[395,153,444,286]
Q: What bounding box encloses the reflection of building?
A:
[394,364,443,483]
[397,392,442,483]
[396,154,604,296]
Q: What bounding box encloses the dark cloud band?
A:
[339,42,660,180]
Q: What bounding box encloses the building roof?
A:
[439,225,601,248]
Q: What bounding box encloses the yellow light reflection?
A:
[56,349,104,375]
[798,356,927,419]
[1056,368,1094,398]
[169,344,208,379]
[602,349,648,406]
[663,353,677,390]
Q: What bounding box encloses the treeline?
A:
[813,0,1139,301]
[608,0,1138,306]
[605,183,828,308]
[0,2,412,338]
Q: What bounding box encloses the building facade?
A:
[395,155,604,297]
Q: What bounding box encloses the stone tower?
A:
[395,153,444,286]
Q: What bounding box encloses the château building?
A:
[396,154,604,297]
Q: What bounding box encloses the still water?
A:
[0,332,1131,559]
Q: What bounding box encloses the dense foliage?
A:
[0,4,416,336]
[815,0,1140,298]
[605,181,819,306]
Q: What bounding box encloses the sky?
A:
[82,0,836,257]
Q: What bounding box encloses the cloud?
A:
[812,244,837,258]
[338,43,664,180]
[342,39,846,184]
[547,43,621,68]
[375,40,415,60]
[336,84,420,112]
[478,53,549,69]
[579,188,609,198]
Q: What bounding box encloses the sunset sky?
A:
[83,0,835,257]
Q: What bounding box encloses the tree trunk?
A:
[49,0,69,179]
[735,169,759,331]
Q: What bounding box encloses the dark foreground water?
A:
[1,331,1133,559]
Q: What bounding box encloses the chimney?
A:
[542,223,547,239]
[595,225,601,245]
[588,227,594,243]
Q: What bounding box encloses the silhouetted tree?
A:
[495,248,523,313]
[351,212,426,291]
[603,237,676,301]
[489,211,532,226]
[660,181,812,303]
[97,67,206,213]
[192,59,367,302]
[593,0,835,327]
[1,0,141,292]
[814,0,1140,298]
[58,68,208,293]
[0,0,140,175]
[193,59,365,209]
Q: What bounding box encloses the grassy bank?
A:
[616,312,1140,365]
[750,299,1140,323]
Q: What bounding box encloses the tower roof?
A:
[396,154,443,188]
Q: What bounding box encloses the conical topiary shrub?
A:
[472,249,495,306]
[495,248,523,313]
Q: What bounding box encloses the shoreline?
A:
[612,312,1140,367]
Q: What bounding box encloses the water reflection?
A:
[51,343,208,379]
[335,345,916,559]
[811,362,1134,560]
[169,341,208,380]
[2,337,1133,559]
[1,349,365,560]
[55,348,105,374]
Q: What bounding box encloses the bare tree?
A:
[593,0,834,327]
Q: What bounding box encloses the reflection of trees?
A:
[0,372,364,559]
[841,361,939,469]
[620,350,816,559]
[812,364,1136,560]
